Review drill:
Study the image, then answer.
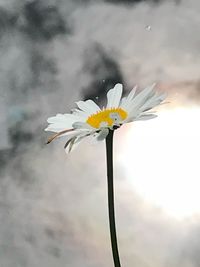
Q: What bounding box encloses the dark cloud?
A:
[19,0,70,41]
[82,44,125,102]
[104,0,181,4]
[0,149,12,171]
[105,0,161,4]
[0,1,71,42]
[0,110,35,171]
[8,120,34,152]
[0,7,17,35]
[30,50,57,87]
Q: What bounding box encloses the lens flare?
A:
[119,107,200,219]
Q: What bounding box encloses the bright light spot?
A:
[119,107,200,219]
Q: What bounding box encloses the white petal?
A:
[72,121,93,130]
[140,93,167,113]
[45,113,86,134]
[119,97,126,107]
[64,136,79,153]
[65,130,94,153]
[159,92,167,101]
[45,123,73,133]
[120,85,137,110]
[64,137,75,153]
[123,85,137,103]
[127,85,137,100]
[140,100,161,112]
[45,130,77,140]
[132,84,156,107]
[47,113,84,124]
[127,84,157,116]
[46,128,81,145]
[76,99,101,115]
[135,113,158,121]
[85,100,101,112]
[139,96,159,111]
[96,128,109,141]
[106,83,123,108]
[71,108,88,118]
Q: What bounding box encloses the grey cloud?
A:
[19,0,70,42]
[1,0,200,266]
[82,43,125,102]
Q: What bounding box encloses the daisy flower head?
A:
[45,83,166,152]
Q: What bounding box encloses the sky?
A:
[0,0,200,266]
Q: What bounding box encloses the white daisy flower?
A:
[45,83,166,152]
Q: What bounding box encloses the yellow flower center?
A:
[86,108,128,129]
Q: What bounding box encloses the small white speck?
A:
[145,25,152,31]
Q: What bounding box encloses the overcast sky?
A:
[0,0,200,266]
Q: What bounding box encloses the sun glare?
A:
[119,106,200,219]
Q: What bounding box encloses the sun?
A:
[118,106,200,219]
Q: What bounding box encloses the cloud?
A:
[19,0,70,41]
[82,43,125,101]
[1,0,200,266]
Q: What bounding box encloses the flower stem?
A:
[106,129,121,267]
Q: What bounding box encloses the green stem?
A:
[106,129,121,267]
